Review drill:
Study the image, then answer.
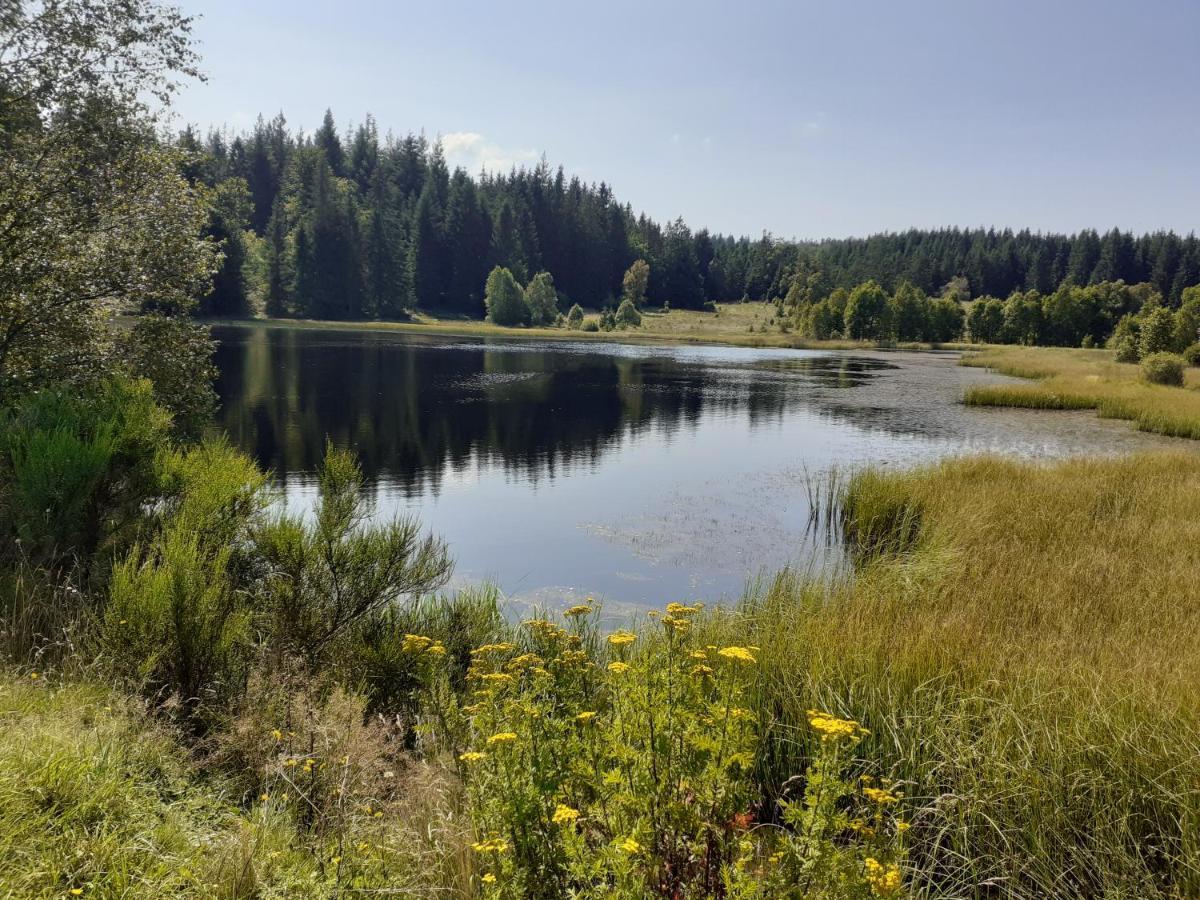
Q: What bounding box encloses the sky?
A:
[174,0,1200,241]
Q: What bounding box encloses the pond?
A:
[213,324,1183,614]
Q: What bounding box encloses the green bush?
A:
[252,444,452,670]
[1184,343,1200,367]
[615,298,642,328]
[1113,335,1140,363]
[1141,352,1186,386]
[566,304,584,329]
[1140,307,1176,358]
[484,267,528,327]
[0,378,169,573]
[581,319,599,332]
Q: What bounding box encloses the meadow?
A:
[963,344,1200,438]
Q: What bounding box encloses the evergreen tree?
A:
[315,108,345,177]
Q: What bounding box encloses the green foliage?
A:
[253,444,452,668]
[1183,343,1200,367]
[888,282,927,342]
[423,604,905,898]
[615,298,642,329]
[1140,352,1185,386]
[0,0,216,403]
[581,319,600,332]
[1140,307,1177,358]
[117,315,217,440]
[967,298,1006,343]
[525,272,560,326]
[622,259,650,308]
[566,304,585,329]
[484,267,529,327]
[0,379,169,573]
[843,281,891,341]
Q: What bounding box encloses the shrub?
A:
[599,309,616,332]
[615,298,642,329]
[703,300,718,313]
[1141,352,1185,386]
[1113,334,1140,363]
[1140,307,1176,358]
[566,304,584,329]
[1184,343,1200,367]
[581,319,600,333]
[0,378,169,573]
[251,444,452,670]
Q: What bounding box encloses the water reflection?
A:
[213,325,1183,610]
[214,327,894,497]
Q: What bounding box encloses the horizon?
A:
[177,0,1200,241]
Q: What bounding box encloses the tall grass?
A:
[963,345,1200,439]
[726,452,1200,897]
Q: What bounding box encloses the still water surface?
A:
[213,324,1182,612]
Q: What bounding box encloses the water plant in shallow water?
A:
[415,601,907,898]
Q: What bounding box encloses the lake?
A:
[213,324,1182,613]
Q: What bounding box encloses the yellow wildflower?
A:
[864,858,902,896]
[28,672,38,680]
[472,838,511,854]
[688,649,708,660]
[807,709,867,741]
[863,786,900,805]
[259,793,270,802]
[459,751,488,763]
[690,664,714,677]
[897,821,911,834]
[717,646,756,664]
[552,803,580,825]
[480,672,514,684]
[617,837,642,854]
[427,642,447,657]
[607,661,630,674]
[402,633,433,652]
[69,890,83,896]
[607,631,637,647]
[564,604,592,617]
[575,711,598,723]
[271,728,283,741]
[487,732,518,745]
[482,872,497,884]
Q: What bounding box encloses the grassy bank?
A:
[207,303,968,352]
[733,450,1200,896]
[963,345,1200,438]
[7,450,1200,896]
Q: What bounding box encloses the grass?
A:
[206,303,969,352]
[730,451,1200,897]
[963,345,1200,439]
[0,672,471,898]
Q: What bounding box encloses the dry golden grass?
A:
[964,345,1200,438]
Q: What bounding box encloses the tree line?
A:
[185,112,1200,325]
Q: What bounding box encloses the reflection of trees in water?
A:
[213,328,891,495]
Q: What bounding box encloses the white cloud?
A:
[440,132,540,174]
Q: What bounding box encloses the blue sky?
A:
[175,0,1200,240]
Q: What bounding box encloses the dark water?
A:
[213,324,1183,613]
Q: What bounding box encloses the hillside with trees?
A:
[183,114,1200,328]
